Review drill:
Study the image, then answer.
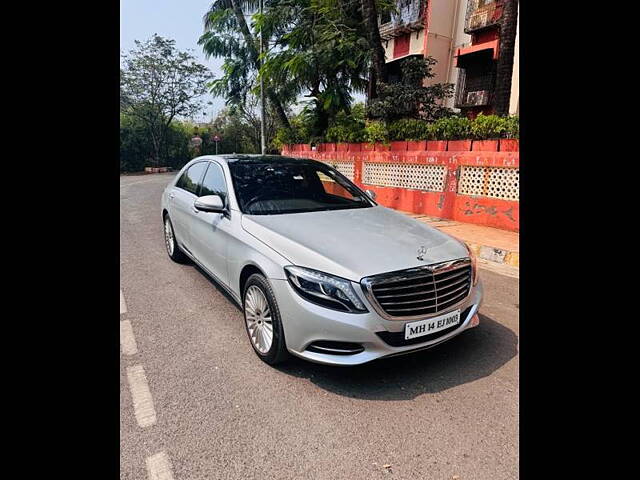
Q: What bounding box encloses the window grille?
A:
[458,166,519,201]
[363,163,446,192]
[454,51,496,108]
[318,161,355,181]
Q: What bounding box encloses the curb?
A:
[398,211,519,269]
[466,242,519,268]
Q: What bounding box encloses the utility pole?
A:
[259,0,266,155]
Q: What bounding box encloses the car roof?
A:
[206,154,321,166]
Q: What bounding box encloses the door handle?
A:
[169,193,175,200]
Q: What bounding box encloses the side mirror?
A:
[194,195,225,213]
[365,189,377,201]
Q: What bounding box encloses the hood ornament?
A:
[417,246,428,261]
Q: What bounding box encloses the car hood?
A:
[241,206,468,281]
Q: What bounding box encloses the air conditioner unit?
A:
[466,90,490,106]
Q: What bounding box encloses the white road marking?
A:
[146,451,175,480]
[120,290,127,314]
[126,365,157,428]
[120,320,138,356]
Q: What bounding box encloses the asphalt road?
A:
[120,172,519,480]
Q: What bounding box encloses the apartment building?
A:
[379,0,519,117]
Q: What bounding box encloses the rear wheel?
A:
[243,274,289,365]
[163,215,188,263]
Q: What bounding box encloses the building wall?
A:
[383,29,426,62]
[380,0,518,115]
[424,0,459,86]
[508,8,519,115]
[444,0,472,110]
[282,141,520,232]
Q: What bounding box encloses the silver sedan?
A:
[161,155,483,366]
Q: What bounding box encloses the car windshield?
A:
[228,161,374,215]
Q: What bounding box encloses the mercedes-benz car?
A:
[161,155,483,366]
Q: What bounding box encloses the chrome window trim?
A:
[360,258,473,321]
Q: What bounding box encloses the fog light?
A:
[469,314,480,328]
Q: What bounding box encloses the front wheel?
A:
[243,274,289,365]
[163,215,188,263]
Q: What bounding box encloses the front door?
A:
[188,161,231,287]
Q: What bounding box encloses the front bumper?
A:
[270,278,484,366]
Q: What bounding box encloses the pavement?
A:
[400,212,519,274]
[120,172,519,480]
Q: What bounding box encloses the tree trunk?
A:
[230,0,291,129]
[266,91,291,129]
[149,126,161,167]
[361,0,387,102]
[494,0,518,116]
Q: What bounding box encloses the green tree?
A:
[120,113,192,172]
[360,0,393,101]
[258,0,372,137]
[198,97,279,155]
[199,0,292,128]
[366,56,454,122]
[120,35,212,166]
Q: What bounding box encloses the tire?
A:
[243,273,289,365]
[163,215,188,263]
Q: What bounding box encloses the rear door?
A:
[188,161,231,286]
[168,161,208,252]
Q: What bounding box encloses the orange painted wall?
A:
[281,143,519,232]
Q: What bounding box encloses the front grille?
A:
[376,306,473,347]
[362,260,472,319]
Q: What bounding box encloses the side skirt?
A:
[179,243,242,307]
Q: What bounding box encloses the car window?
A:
[200,162,227,203]
[229,162,373,215]
[176,162,208,195]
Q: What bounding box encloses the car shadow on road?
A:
[275,314,518,400]
[192,263,244,309]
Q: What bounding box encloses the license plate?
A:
[404,310,461,340]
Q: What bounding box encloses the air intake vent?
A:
[306,341,364,355]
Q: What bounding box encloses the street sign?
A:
[211,134,221,154]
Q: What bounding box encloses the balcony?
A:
[464,0,503,34]
[454,54,496,109]
[379,0,426,40]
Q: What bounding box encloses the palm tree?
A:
[494,0,518,116]
[199,0,291,128]
[361,0,388,101]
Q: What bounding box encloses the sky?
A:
[120,0,365,122]
[120,0,226,122]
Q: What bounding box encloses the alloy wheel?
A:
[244,285,273,354]
[164,218,175,256]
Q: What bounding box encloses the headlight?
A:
[284,266,368,313]
[464,243,479,285]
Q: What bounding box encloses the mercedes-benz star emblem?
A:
[417,246,427,261]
